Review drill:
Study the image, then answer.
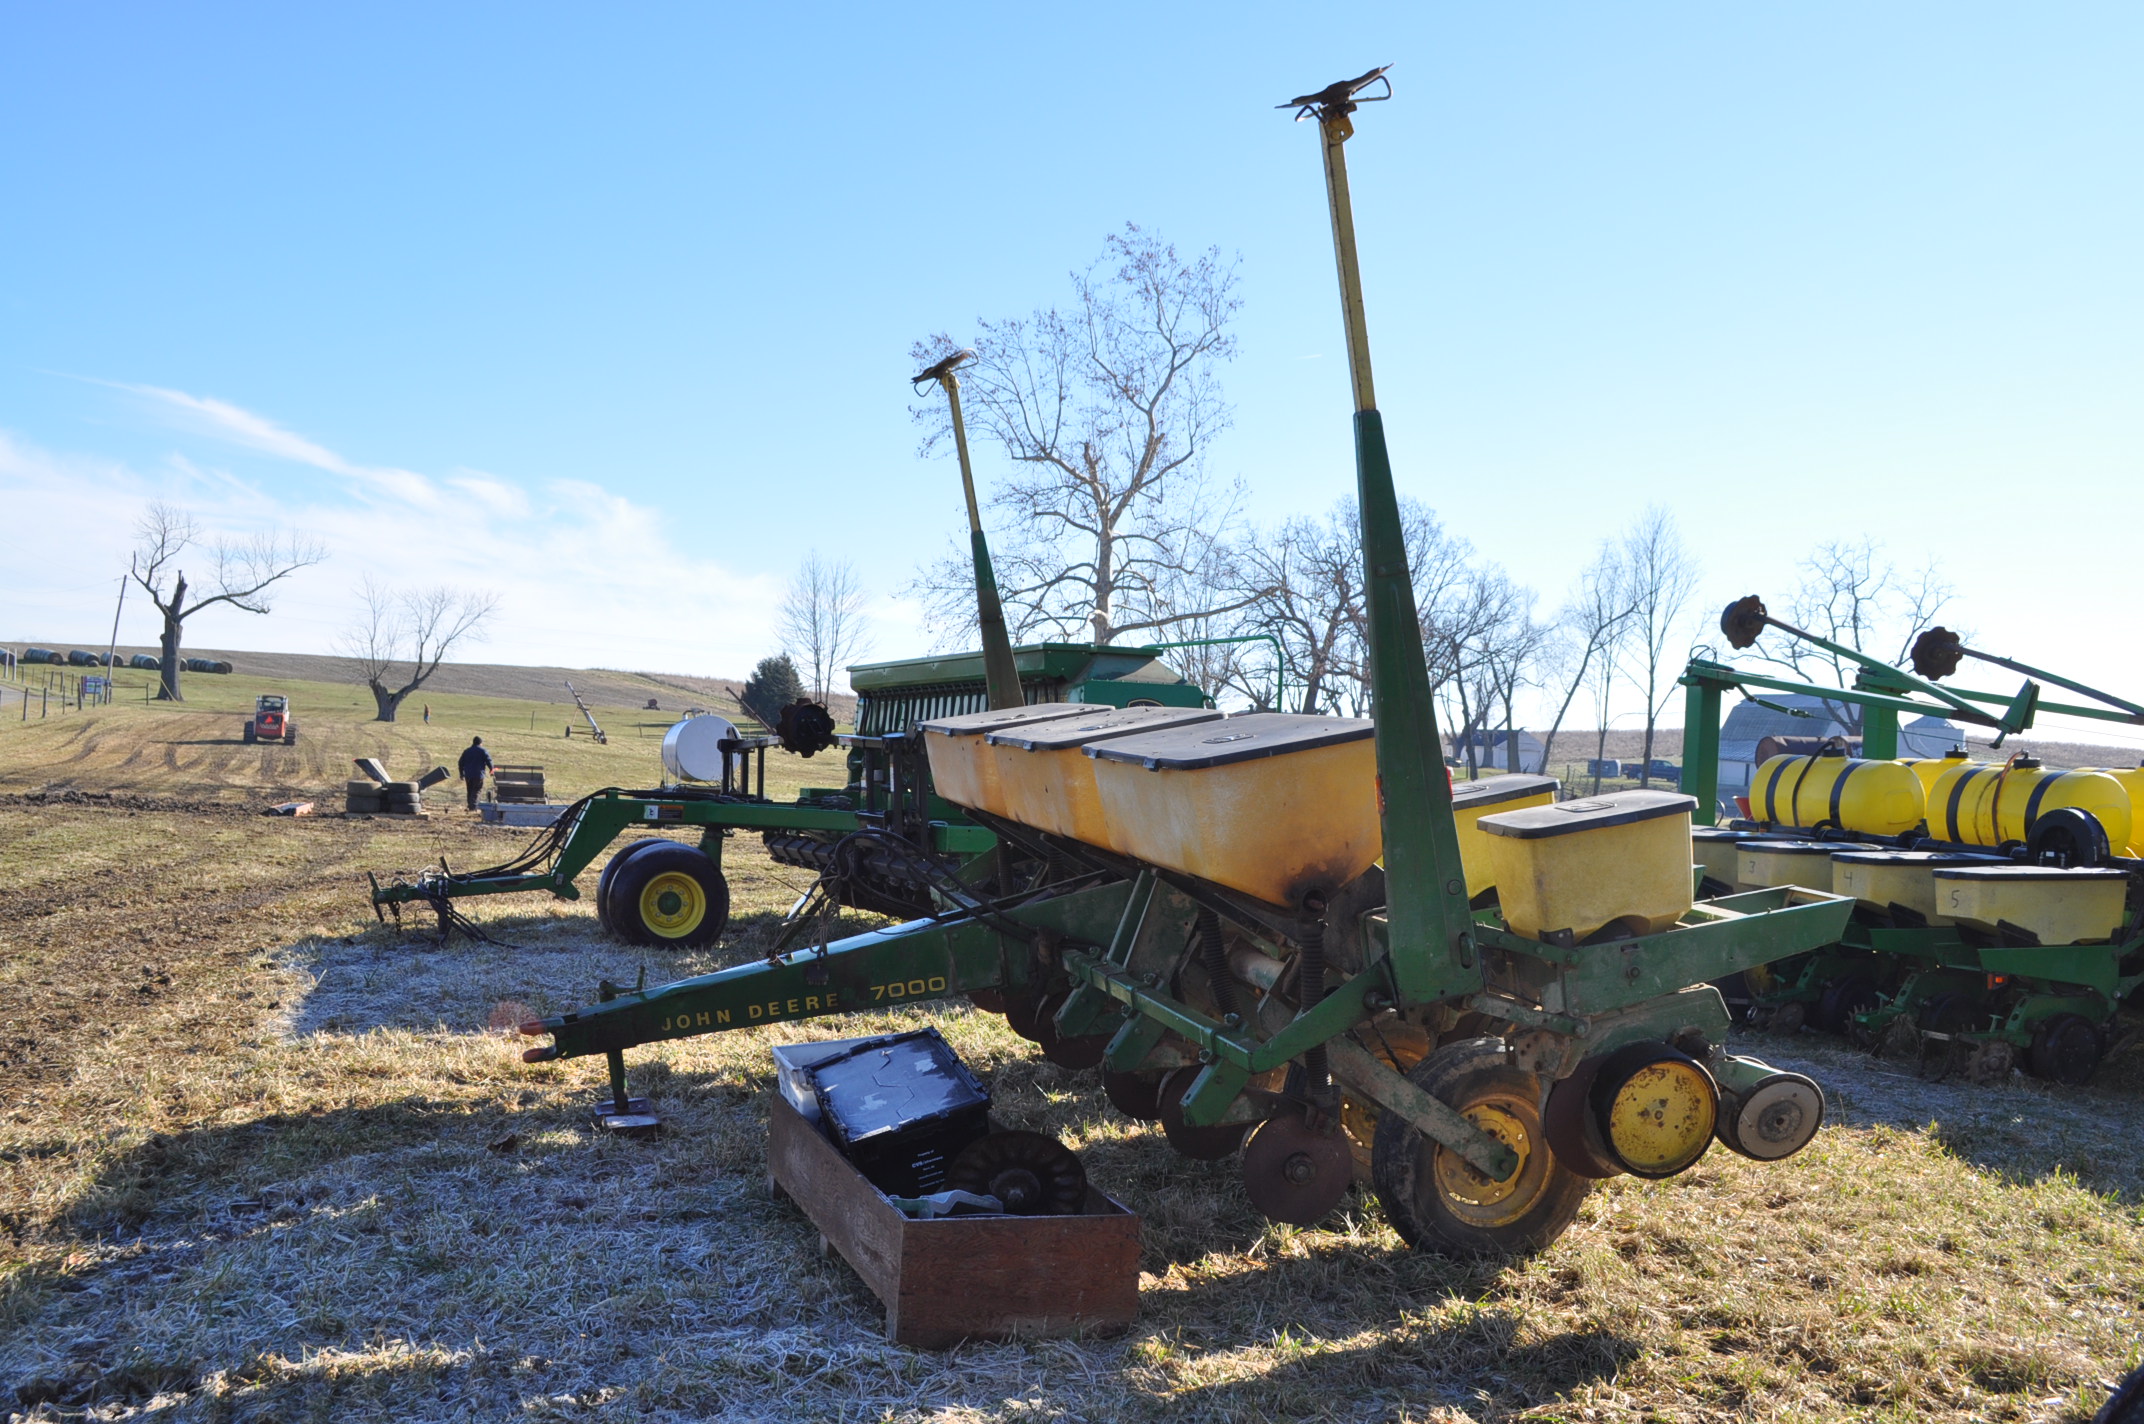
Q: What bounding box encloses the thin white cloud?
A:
[117,381,351,471]
[95,378,446,511]
[446,470,530,520]
[0,410,831,677]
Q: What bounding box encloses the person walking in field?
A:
[459,735,493,810]
[423,704,430,724]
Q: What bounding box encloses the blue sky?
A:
[3,4,2138,744]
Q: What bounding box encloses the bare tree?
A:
[339,579,499,722]
[1536,544,1634,777]
[129,502,325,702]
[1622,506,1699,788]
[1437,574,1539,779]
[1420,563,1529,776]
[1750,538,1958,732]
[1236,505,1364,715]
[1230,497,1480,717]
[907,225,1259,644]
[779,551,872,703]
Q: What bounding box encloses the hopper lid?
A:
[1452,774,1559,810]
[1828,850,2003,865]
[1930,864,2128,882]
[1739,839,1877,857]
[1086,712,1373,770]
[985,704,1222,751]
[1478,789,1696,840]
[918,702,1090,737]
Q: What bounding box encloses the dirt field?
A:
[1,686,2141,1422]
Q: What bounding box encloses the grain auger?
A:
[516,69,1852,1255]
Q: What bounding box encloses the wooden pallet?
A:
[492,765,547,804]
[766,1095,1140,1348]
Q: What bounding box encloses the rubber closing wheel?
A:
[1715,1072,1824,1161]
[609,842,729,948]
[1815,974,1879,1034]
[1371,1037,1590,1257]
[944,1130,1086,1215]
[2028,1013,2103,1086]
[596,838,670,936]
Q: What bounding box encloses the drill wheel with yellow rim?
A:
[1370,1037,1591,1256]
[607,842,730,949]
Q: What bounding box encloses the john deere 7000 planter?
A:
[508,71,1853,1256]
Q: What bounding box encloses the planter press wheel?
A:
[1815,974,1880,1034]
[2028,1013,2104,1086]
[1913,991,1978,1079]
[596,839,670,936]
[1370,1037,1590,1257]
[608,842,729,949]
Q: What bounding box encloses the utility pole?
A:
[102,575,127,704]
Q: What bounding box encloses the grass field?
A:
[1,677,2141,1422]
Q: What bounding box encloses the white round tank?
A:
[661,714,742,783]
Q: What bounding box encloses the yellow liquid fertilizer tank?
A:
[2076,763,2144,854]
[1926,758,2132,852]
[1475,789,1697,943]
[1086,713,1378,908]
[984,704,1224,846]
[1750,751,1925,837]
[1450,774,1559,898]
[1900,750,1971,799]
[919,704,1090,816]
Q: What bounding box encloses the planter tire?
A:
[596,839,672,935]
[609,842,728,949]
[1371,1037,1590,1258]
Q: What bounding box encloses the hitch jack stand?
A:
[590,1048,658,1136]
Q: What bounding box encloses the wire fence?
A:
[0,652,120,720]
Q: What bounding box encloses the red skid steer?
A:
[244,694,296,745]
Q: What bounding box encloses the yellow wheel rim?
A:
[639,871,707,938]
[1431,1103,1537,1226]
[1604,1059,1716,1175]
